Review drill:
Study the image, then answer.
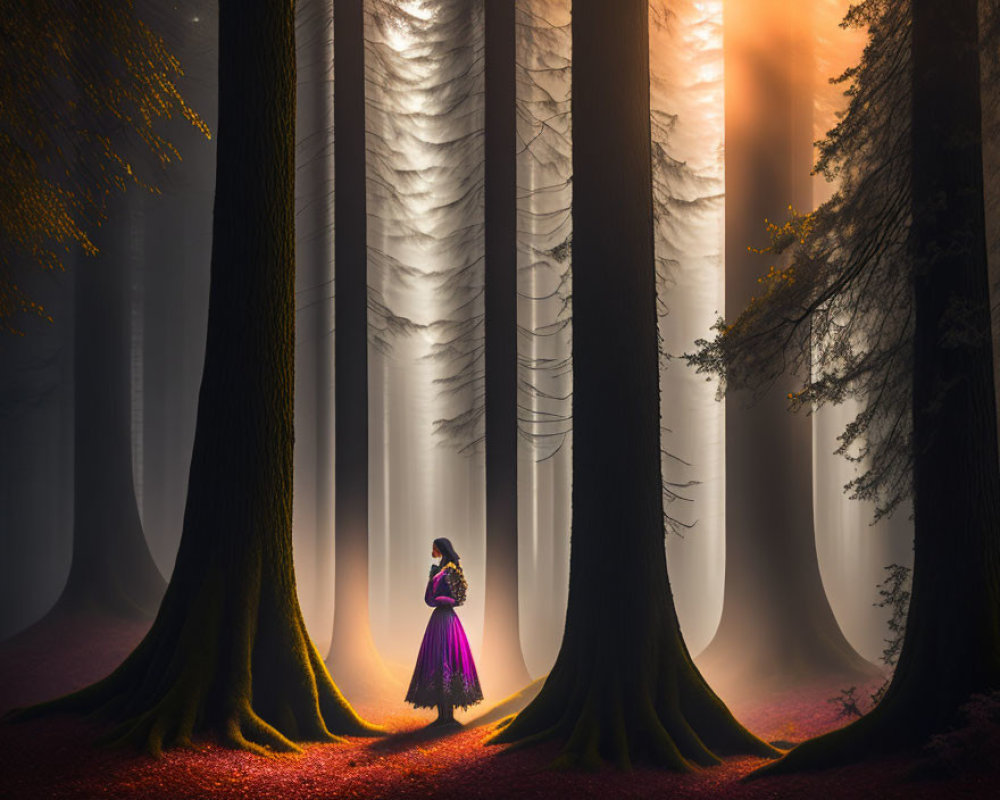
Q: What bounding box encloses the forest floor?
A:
[1,614,998,799]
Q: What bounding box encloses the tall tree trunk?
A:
[983,0,1000,441]
[294,0,336,637]
[696,0,877,694]
[758,0,1000,773]
[479,0,531,699]
[56,198,165,619]
[490,0,777,770]
[326,0,394,698]
[8,0,379,755]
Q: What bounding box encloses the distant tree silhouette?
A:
[325,0,397,699]
[55,197,165,620]
[478,0,532,699]
[695,0,878,695]
[292,0,336,638]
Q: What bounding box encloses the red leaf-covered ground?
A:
[1,614,998,799]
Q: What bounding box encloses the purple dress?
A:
[405,563,483,710]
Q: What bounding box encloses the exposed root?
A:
[489,647,781,771]
[226,706,302,756]
[745,668,1000,780]
[747,706,883,780]
[308,637,385,739]
[494,714,516,730]
[4,573,382,757]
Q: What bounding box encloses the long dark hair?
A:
[433,537,466,606]
[433,537,461,566]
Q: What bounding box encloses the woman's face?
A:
[432,544,441,558]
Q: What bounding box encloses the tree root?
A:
[3,571,383,757]
[746,703,890,780]
[488,661,779,771]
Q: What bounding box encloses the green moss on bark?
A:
[5,0,380,756]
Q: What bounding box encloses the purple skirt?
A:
[405,606,483,709]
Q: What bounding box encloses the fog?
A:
[0,0,914,704]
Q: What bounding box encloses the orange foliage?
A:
[0,0,208,334]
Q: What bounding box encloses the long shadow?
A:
[367,722,466,754]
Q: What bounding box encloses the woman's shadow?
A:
[367,720,466,753]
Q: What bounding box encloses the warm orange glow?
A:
[812,0,867,205]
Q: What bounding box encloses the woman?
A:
[405,537,483,725]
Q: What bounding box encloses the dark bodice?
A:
[424,565,458,609]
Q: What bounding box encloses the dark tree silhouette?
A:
[326,0,395,698]
[6,0,378,755]
[479,0,532,699]
[695,0,877,694]
[763,0,1000,770]
[984,0,1000,436]
[692,0,1000,772]
[489,0,777,770]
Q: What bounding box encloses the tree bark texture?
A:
[490,0,777,769]
[8,0,379,755]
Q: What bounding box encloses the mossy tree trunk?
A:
[489,0,778,770]
[7,0,379,756]
[326,0,395,698]
[756,0,1000,774]
[479,0,532,699]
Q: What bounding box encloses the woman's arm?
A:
[426,569,457,607]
